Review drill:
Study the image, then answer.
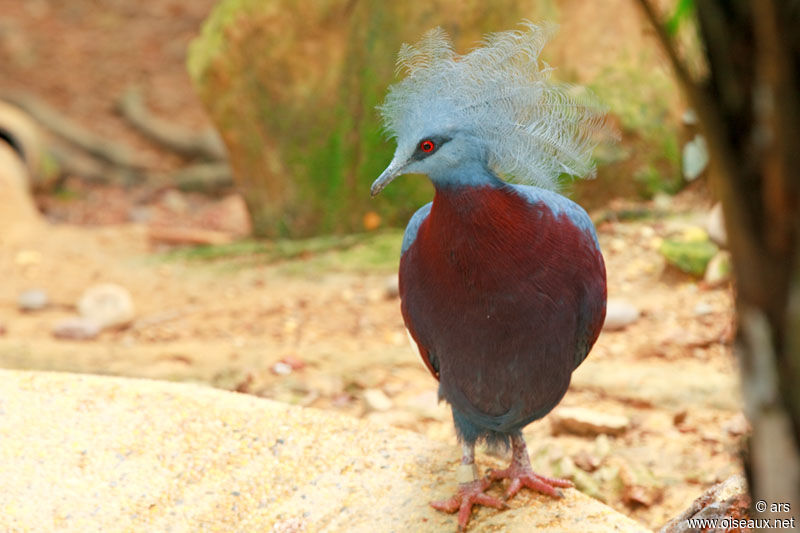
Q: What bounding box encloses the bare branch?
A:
[0,91,151,171]
[117,87,227,162]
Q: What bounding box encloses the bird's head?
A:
[370,23,607,197]
[370,128,488,196]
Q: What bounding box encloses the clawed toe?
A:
[489,467,573,500]
[433,436,573,530]
[431,478,506,531]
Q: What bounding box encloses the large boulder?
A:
[187,1,683,236]
[0,369,649,532]
[0,101,44,246]
[187,1,530,237]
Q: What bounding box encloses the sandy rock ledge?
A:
[0,370,649,532]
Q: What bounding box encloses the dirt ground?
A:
[0,0,744,530]
[0,189,744,529]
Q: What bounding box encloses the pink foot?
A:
[489,464,573,500]
[431,478,507,531]
[487,434,574,501]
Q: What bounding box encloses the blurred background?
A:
[0,0,745,529]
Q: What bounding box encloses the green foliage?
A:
[186,0,254,82]
[281,231,402,274]
[160,231,403,274]
[592,206,660,225]
[660,238,718,276]
[52,186,80,201]
[634,165,668,197]
[666,0,695,36]
[39,151,61,185]
[589,48,682,200]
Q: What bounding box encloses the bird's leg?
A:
[430,442,506,531]
[488,433,573,501]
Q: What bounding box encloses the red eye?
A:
[419,139,435,153]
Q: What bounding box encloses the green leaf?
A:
[666,0,694,36]
[660,238,718,276]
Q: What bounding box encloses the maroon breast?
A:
[399,184,606,426]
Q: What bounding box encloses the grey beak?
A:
[370,162,407,197]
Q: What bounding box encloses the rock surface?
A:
[659,475,749,533]
[363,387,393,412]
[186,1,682,237]
[0,370,650,532]
[17,288,49,311]
[681,134,708,181]
[705,202,727,248]
[704,250,732,286]
[551,406,631,437]
[77,283,135,329]
[572,356,740,411]
[604,298,641,331]
[51,316,102,340]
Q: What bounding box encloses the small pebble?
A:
[652,193,673,210]
[384,276,399,299]
[704,250,732,285]
[608,238,626,253]
[18,289,49,311]
[603,299,640,331]
[594,434,612,457]
[573,450,601,472]
[128,206,153,223]
[52,317,101,340]
[363,388,393,412]
[722,413,750,436]
[78,283,135,329]
[160,188,189,213]
[693,302,714,316]
[682,134,709,181]
[706,202,727,248]
[639,226,656,239]
[271,362,293,376]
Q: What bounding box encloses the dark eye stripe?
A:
[411,135,450,161]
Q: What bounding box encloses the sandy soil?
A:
[0,189,743,529]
